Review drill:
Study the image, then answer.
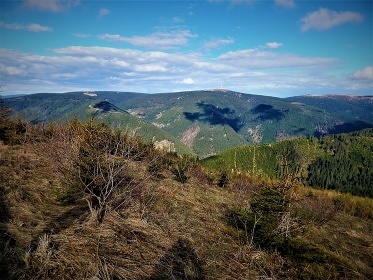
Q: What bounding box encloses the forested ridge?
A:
[307,130,373,197]
[203,129,373,198]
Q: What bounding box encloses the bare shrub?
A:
[47,117,153,223]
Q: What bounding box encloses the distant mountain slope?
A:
[5,90,373,157]
[287,95,373,132]
[118,90,373,157]
[5,92,193,155]
[202,129,373,197]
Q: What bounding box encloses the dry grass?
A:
[1,140,373,279]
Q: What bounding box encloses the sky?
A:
[0,0,372,97]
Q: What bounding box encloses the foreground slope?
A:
[1,118,372,279]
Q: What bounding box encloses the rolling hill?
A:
[4,90,373,158]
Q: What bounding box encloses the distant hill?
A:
[202,129,373,197]
[5,92,193,155]
[5,90,373,157]
[287,95,373,133]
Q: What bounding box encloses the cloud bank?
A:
[1,43,371,96]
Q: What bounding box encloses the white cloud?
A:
[23,0,80,12]
[0,21,53,32]
[275,0,295,8]
[99,8,110,17]
[98,30,197,49]
[203,38,234,50]
[351,66,373,80]
[1,46,371,96]
[27,23,53,32]
[301,8,363,31]
[264,42,283,49]
[182,78,195,84]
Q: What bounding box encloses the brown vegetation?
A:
[0,108,372,279]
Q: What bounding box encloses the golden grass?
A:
[1,140,373,279]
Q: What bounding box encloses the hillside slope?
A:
[1,121,372,279]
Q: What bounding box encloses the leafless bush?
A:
[47,118,154,223]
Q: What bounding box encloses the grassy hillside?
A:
[203,129,373,197]
[1,115,372,279]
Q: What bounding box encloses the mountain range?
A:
[4,90,373,157]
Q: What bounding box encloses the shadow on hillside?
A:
[250,104,285,121]
[313,121,373,137]
[328,121,373,135]
[184,102,243,132]
[30,202,89,250]
[93,101,123,114]
[148,238,205,280]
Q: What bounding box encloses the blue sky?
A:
[0,0,372,97]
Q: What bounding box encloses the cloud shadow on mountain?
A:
[326,121,373,136]
[250,104,285,121]
[183,102,243,132]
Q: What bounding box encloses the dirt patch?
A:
[181,125,201,149]
[247,125,262,143]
